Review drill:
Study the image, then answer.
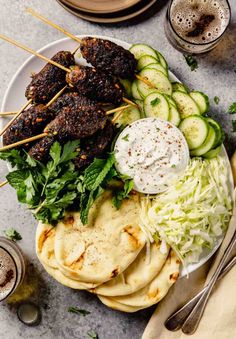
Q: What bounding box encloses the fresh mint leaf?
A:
[229,102,236,114]
[232,120,236,132]
[5,228,22,242]
[150,97,160,106]
[214,96,220,105]
[6,170,29,190]
[184,55,198,71]
[87,330,98,339]
[84,153,115,191]
[112,179,134,209]
[68,306,90,316]
[122,134,129,142]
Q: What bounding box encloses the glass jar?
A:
[0,237,26,302]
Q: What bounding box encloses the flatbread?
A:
[54,190,146,284]
[36,222,58,269]
[98,250,180,311]
[36,222,98,290]
[93,242,169,297]
[38,256,97,290]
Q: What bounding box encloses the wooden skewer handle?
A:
[0,132,47,152]
[0,112,18,116]
[0,34,70,73]
[26,8,83,44]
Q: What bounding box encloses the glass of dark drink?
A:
[164,0,231,54]
[0,237,26,302]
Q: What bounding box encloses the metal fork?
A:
[165,254,236,332]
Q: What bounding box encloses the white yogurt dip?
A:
[114,118,189,194]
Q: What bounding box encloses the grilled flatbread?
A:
[54,190,146,284]
[94,242,169,297]
[98,250,180,312]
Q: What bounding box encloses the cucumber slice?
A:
[131,80,143,100]
[190,126,216,156]
[129,44,158,60]
[114,105,141,127]
[143,63,168,76]
[135,99,145,118]
[144,92,169,120]
[172,91,201,119]
[120,79,132,98]
[168,104,181,126]
[155,50,168,69]
[172,82,188,93]
[179,116,209,150]
[137,68,172,97]
[190,91,209,114]
[137,55,158,71]
[202,145,222,159]
[165,94,177,108]
[206,118,224,147]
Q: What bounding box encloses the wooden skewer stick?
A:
[0,34,71,73]
[46,85,67,107]
[0,111,18,116]
[0,99,32,136]
[0,180,8,188]
[26,9,157,91]
[26,8,83,45]
[0,133,48,152]
[106,105,130,115]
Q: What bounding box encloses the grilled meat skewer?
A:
[66,66,124,105]
[80,37,137,79]
[28,94,107,161]
[25,51,75,104]
[3,105,55,147]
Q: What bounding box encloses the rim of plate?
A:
[56,0,158,24]
[0,35,234,278]
[62,0,143,14]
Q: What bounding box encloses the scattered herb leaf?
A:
[68,306,90,316]
[214,96,220,105]
[122,134,129,142]
[87,330,98,339]
[5,228,22,242]
[232,120,236,132]
[150,97,160,106]
[171,164,176,168]
[184,55,198,71]
[229,102,236,114]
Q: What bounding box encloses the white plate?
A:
[0,35,234,278]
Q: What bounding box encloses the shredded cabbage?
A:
[140,156,233,263]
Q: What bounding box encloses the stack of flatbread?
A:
[36,190,180,312]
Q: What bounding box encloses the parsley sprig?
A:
[229,102,236,114]
[68,306,90,316]
[5,228,22,242]
[0,141,133,225]
[184,55,198,71]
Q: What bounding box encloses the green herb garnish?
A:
[184,55,198,71]
[5,228,22,242]
[214,96,220,105]
[122,134,129,142]
[232,120,236,132]
[171,164,176,168]
[87,330,98,339]
[0,141,117,225]
[150,97,160,106]
[112,178,134,209]
[68,306,90,316]
[229,102,236,114]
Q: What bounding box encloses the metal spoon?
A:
[165,255,236,331]
[182,231,236,334]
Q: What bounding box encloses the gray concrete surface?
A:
[0,0,235,338]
